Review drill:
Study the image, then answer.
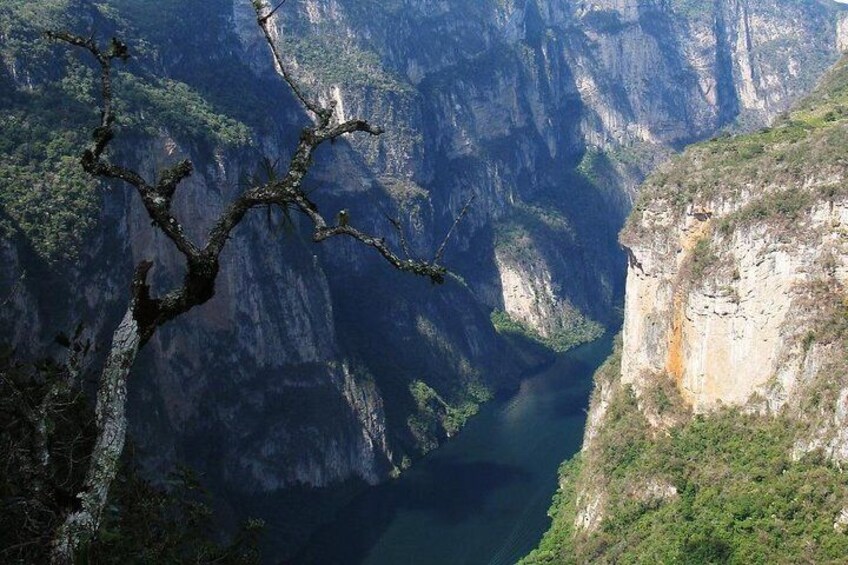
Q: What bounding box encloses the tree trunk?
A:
[50,305,141,564]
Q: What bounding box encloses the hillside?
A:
[524,52,848,564]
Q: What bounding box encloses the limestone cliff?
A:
[525,51,848,565]
[619,57,848,427]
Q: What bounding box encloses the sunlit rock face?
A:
[617,55,848,463]
[565,54,848,548]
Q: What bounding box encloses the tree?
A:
[44,2,467,561]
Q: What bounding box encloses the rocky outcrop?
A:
[622,200,848,412]
[618,54,848,422]
[524,55,848,565]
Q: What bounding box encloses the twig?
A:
[386,216,413,260]
[254,1,327,121]
[434,194,476,265]
[263,0,288,20]
[1,270,26,307]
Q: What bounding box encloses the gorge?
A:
[1,0,847,562]
[526,30,848,565]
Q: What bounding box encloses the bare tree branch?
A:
[434,194,476,265]
[386,216,414,260]
[45,31,201,263]
[260,0,288,21]
[314,224,445,281]
[253,1,328,121]
[46,5,467,557]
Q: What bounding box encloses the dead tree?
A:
[46,2,466,561]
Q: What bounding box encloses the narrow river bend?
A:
[297,334,614,565]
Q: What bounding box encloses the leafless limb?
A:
[434,194,476,265]
[45,1,470,559]
[386,215,414,260]
[2,270,26,307]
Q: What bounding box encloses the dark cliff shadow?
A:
[286,458,530,565]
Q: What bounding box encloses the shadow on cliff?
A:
[287,458,531,565]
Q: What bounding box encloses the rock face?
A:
[523,53,848,565]
[621,198,848,412]
[618,55,848,422]
[259,0,844,337]
[620,50,848,521]
[0,0,845,529]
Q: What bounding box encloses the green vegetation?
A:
[0,84,99,261]
[624,55,848,248]
[0,1,253,262]
[114,73,251,147]
[525,283,848,564]
[524,386,848,564]
[491,309,603,354]
[576,148,607,185]
[407,379,491,447]
[669,0,714,20]
[689,236,717,280]
[490,309,529,335]
[718,187,814,235]
[282,35,411,94]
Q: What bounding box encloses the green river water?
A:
[297,334,613,564]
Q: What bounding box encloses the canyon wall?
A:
[524,50,848,565]
[1,0,845,526]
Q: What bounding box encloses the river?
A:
[295,334,614,565]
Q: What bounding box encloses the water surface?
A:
[298,335,613,565]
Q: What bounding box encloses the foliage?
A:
[0,346,261,563]
[523,358,848,565]
[0,38,101,261]
[113,72,251,147]
[491,308,603,354]
[407,379,488,442]
[669,0,714,20]
[718,187,814,235]
[688,236,717,280]
[282,35,412,94]
[0,1,252,262]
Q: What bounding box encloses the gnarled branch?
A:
[48,5,466,559]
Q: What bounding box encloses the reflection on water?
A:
[295,335,614,565]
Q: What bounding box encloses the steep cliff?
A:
[618,53,848,434]
[526,50,848,565]
[1,0,846,551]
[264,0,845,337]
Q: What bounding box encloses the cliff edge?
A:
[525,51,848,565]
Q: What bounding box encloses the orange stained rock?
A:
[666,288,686,386]
[665,214,713,403]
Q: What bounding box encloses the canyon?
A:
[1,0,847,558]
[526,40,848,565]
